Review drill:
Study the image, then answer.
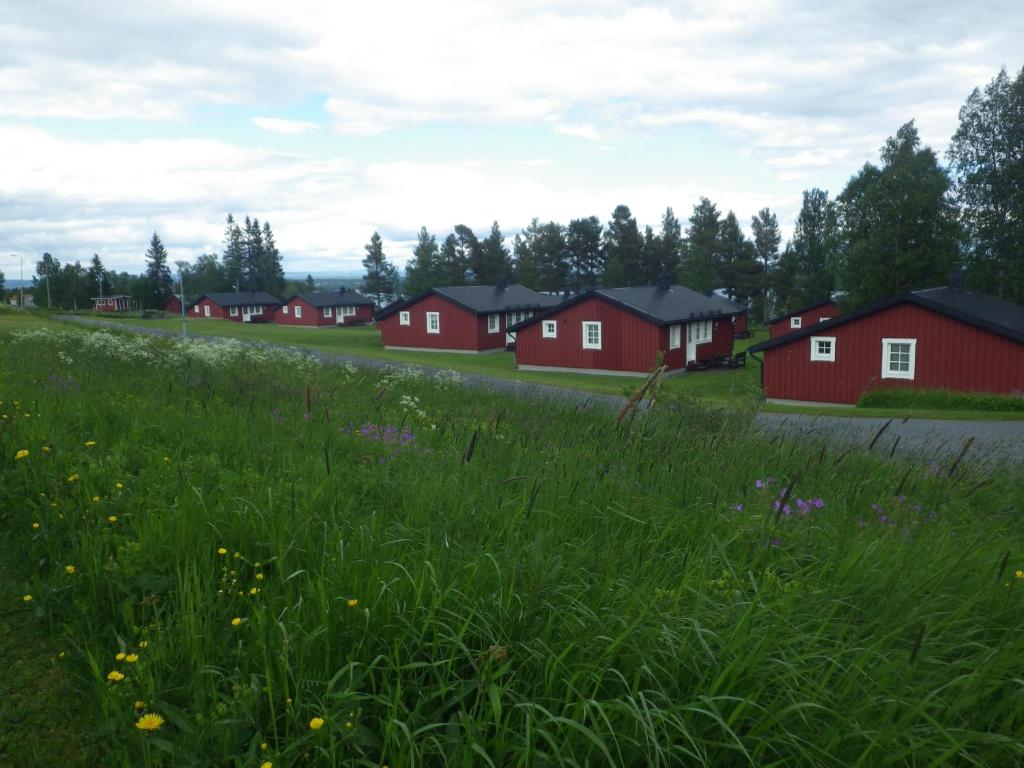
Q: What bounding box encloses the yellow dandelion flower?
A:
[22,594,32,603]
[84,440,96,447]
[108,515,118,524]
[249,587,258,596]
[231,617,242,627]
[261,762,273,768]
[91,496,100,503]
[233,552,241,559]
[345,721,353,729]
[1016,570,1023,579]
[32,522,40,529]
[125,654,138,663]
[255,573,265,581]
[347,598,358,608]
[260,742,269,751]
[58,651,65,659]
[163,457,170,463]
[133,700,146,710]
[115,652,126,661]
[65,565,75,574]
[217,547,228,556]
[138,641,148,649]
[107,670,125,682]
[42,445,51,453]
[67,474,79,482]
[15,449,30,460]
[115,482,123,490]
[309,717,325,730]
[135,713,164,731]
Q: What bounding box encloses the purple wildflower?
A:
[755,479,764,490]
[812,498,825,509]
[732,503,744,512]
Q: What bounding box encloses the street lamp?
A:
[174,260,189,338]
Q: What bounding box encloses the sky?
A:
[0,1,1021,277]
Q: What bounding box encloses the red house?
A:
[512,285,745,375]
[768,300,839,338]
[162,295,189,315]
[375,285,562,352]
[92,295,135,312]
[749,287,1024,405]
[190,292,282,322]
[275,289,375,327]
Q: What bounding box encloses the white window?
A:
[487,313,500,333]
[819,316,831,323]
[506,311,532,327]
[204,305,211,317]
[810,336,836,362]
[542,320,557,339]
[791,316,802,329]
[399,311,410,326]
[426,312,440,334]
[324,307,333,318]
[669,324,681,350]
[282,305,289,315]
[256,305,262,314]
[882,338,916,380]
[194,305,200,314]
[230,306,238,317]
[689,319,712,343]
[294,305,302,319]
[341,306,356,317]
[582,321,602,350]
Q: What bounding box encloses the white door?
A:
[336,309,344,325]
[204,305,210,317]
[506,311,531,344]
[242,306,251,322]
[686,322,697,363]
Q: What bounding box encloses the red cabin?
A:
[191,292,282,322]
[768,300,839,338]
[749,287,1024,405]
[92,295,134,312]
[162,295,188,315]
[275,289,375,327]
[512,285,745,375]
[374,285,561,352]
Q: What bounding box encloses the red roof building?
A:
[275,289,375,327]
[767,300,839,338]
[190,292,282,322]
[374,285,562,352]
[511,285,745,375]
[749,287,1024,405]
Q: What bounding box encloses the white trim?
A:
[341,305,357,317]
[399,310,410,326]
[819,316,831,323]
[426,311,440,334]
[204,305,211,317]
[810,336,836,362]
[582,321,602,350]
[229,306,238,317]
[881,338,916,380]
[324,306,333,318]
[487,313,500,333]
[294,305,302,319]
[542,320,557,339]
[669,324,681,350]
[791,316,802,329]
[282,305,289,314]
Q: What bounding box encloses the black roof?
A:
[767,299,837,325]
[374,285,562,320]
[510,285,745,331]
[201,291,282,308]
[283,290,375,308]
[750,286,1024,353]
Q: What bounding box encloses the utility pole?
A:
[174,261,189,338]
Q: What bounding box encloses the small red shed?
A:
[191,292,282,322]
[92,295,134,312]
[768,300,839,338]
[275,289,375,327]
[511,285,745,375]
[162,295,189,315]
[749,287,1024,405]
[374,285,562,352]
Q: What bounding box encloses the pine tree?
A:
[242,217,265,291]
[565,216,603,293]
[478,222,512,284]
[438,234,466,285]
[404,227,441,295]
[222,214,245,292]
[144,232,173,308]
[87,254,108,298]
[511,232,540,289]
[751,208,782,320]
[718,212,759,303]
[532,221,569,292]
[261,221,285,295]
[361,232,398,304]
[452,225,482,284]
[791,189,838,307]
[183,254,230,296]
[655,207,683,281]
[304,274,316,292]
[680,198,721,294]
[602,205,644,287]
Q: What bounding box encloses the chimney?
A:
[948,266,966,291]
[655,272,671,291]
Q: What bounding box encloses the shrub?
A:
[857,387,1024,412]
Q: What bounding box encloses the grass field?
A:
[3,314,1024,766]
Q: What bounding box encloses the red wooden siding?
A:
[769,302,839,338]
[163,296,183,315]
[762,302,1024,404]
[275,300,374,326]
[732,312,748,336]
[192,297,228,319]
[379,294,484,350]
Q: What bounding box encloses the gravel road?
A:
[57,315,1024,464]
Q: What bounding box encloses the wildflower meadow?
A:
[2,320,1023,766]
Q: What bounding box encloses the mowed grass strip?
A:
[2,319,1024,766]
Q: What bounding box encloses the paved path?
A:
[58,315,1024,464]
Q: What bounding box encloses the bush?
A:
[857,387,1024,412]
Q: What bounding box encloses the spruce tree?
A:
[512,232,540,289]
[404,227,441,295]
[791,189,838,307]
[222,214,245,292]
[304,274,316,292]
[751,208,781,320]
[261,220,285,295]
[478,222,512,284]
[438,234,466,285]
[601,205,644,287]
[242,217,265,291]
[453,225,482,284]
[565,216,603,293]
[87,254,108,298]
[680,198,721,294]
[144,232,173,308]
[361,232,398,304]
[655,207,683,281]
[532,221,569,292]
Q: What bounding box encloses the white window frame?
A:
[204,305,211,317]
[819,316,831,323]
[426,311,440,334]
[881,338,916,380]
[399,310,410,326]
[791,316,802,329]
[689,319,711,344]
[294,305,302,319]
[194,304,200,314]
[487,313,500,334]
[582,321,602,350]
[324,306,333,318]
[229,306,238,317]
[669,324,681,350]
[341,305,357,317]
[282,305,289,315]
[542,320,557,339]
[810,336,836,362]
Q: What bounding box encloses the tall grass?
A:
[2,323,1023,766]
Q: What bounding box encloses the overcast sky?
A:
[1,1,1020,276]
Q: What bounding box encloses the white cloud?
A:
[252,117,321,134]
[554,123,601,141]
[521,158,553,167]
